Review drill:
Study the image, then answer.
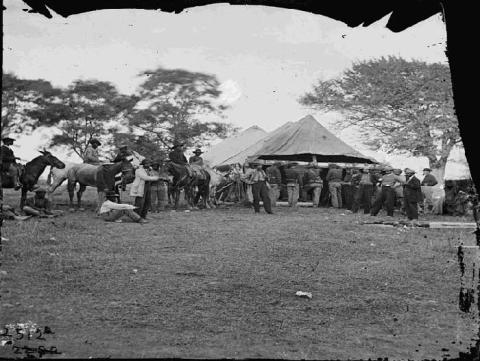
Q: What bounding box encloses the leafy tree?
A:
[127,67,237,152]
[46,80,136,159]
[299,56,460,181]
[2,71,62,135]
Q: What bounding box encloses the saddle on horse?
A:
[188,164,206,180]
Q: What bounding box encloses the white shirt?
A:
[99,200,136,214]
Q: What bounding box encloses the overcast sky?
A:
[4,1,469,177]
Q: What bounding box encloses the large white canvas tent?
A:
[203,125,267,167]
[253,115,377,164]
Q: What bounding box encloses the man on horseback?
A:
[168,142,194,177]
[188,148,206,180]
[1,136,22,190]
[83,138,102,165]
[112,144,131,163]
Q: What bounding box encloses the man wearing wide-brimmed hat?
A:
[242,160,273,214]
[189,148,204,166]
[1,135,22,189]
[83,138,102,165]
[403,168,423,221]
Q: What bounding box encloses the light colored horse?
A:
[205,166,226,207]
[47,151,145,211]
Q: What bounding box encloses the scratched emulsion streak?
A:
[13,0,480,359]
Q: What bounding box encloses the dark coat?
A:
[421,173,438,186]
[1,145,16,171]
[403,175,423,202]
[169,149,188,164]
[266,166,282,184]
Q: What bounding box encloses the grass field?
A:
[1,187,479,359]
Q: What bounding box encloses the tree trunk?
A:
[429,158,447,185]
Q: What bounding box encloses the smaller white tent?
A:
[203,125,267,167]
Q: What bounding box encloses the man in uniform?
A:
[326,163,343,208]
[421,168,438,186]
[149,158,170,212]
[304,163,323,207]
[266,162,282,207]
[188,148,206,179]
[83,138,102,165]
[242,161,273,214]
[284,162,303,208]
[393,168,406,211]
[189,148,204,166]
[168,142,194,178]
[370,166,405,217]
[113,144,131,163]
[403,168,423,222]
[1,136,22,189]
[351,165,377,214]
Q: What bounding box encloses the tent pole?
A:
[312,155,317,165]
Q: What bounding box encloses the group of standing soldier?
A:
[241,160,438,222]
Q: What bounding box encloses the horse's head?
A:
[39,150,65,169]
[119,157,136,184]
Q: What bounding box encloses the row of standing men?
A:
[241,161,438,221]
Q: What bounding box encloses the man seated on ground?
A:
[22,186,61,218]
[99,191,147,223]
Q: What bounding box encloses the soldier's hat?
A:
[141,158,152,166]
[118,144,128,150]
[383,165,393,172]
[404,168,415,174]
[89,138,101,146]
[193,148,204,154]
[423,167,432,172]
[2,136,15,142]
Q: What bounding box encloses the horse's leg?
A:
[20,188,27,210]
[77,184,87,211]
[48,177,66,207]
[67,181,76,211]
[96,189,105,214]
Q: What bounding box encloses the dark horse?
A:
[1,150,65,209]
[165,162,211,210]
[66,158,135,212]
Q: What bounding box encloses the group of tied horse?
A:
[2,149,228,212]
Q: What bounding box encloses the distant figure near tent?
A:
[83,138,102,165]
[266,162,282,207]
[326,164,343,208]
[284,162,303,208]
